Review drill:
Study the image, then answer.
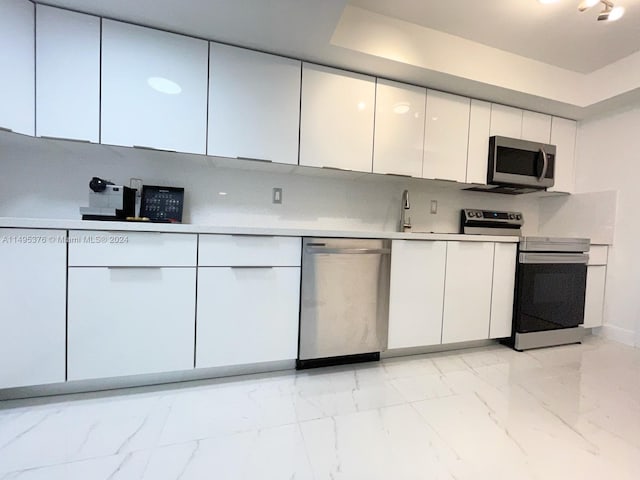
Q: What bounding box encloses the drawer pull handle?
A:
[230,266,274,269]
[236,156,273,163]
[40,135,91,143]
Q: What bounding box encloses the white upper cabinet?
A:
[548,117,577,194]
[423,90,471,182]
[489,243,517,339]
[208,44,301,164]
[36,5,100,142]
[466,99,491,185]
[521,111,552,143]
[101,20,208,154]
[388,240,446,349]
[490,104,523,139]
[0,0,34,135]
[372,79,426,177]
[299,63,375,172]
[442,241,494,344]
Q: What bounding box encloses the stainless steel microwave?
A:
[488,136,556,189]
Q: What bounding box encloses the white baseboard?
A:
[596,324,636,347]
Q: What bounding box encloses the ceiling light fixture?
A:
[538,0,560,4]
[578,0,625,21]
[578,0,600,11]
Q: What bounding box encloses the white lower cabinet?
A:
[196,267,300,368]
[442,242,495,344]
[489,243,517,338]
[67,267,196,380]
[0,229,66,389]
[388,240,446,349]
[584,265,606,328]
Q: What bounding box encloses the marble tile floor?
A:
[0,336,639,479]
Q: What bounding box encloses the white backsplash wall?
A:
[0,133,540,234]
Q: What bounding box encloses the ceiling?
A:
[35,0,640,119]
[350,0,640,74]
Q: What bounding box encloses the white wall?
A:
[0,133,541,235]
[575,105,640,347]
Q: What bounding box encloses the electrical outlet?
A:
[130,178,143,197]
[272,187,283,204]
[430,200,438,214]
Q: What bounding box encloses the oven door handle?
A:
[519,253,588,264]
[538,147,549,182]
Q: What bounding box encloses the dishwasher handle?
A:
[306,246,391,255]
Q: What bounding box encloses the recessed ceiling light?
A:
[357,101,366,111]
[147,77,182,95]
[601,5,625,21]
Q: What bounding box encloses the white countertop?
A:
[0,217,520,243]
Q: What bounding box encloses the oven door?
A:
[489,136,556,188]
[515,253,588,333]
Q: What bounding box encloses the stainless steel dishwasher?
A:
[297,238,391,369]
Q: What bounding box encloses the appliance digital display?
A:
[482,211,509,219]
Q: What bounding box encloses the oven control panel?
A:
[461,209,524,236]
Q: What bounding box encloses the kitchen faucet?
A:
[400,189,411,232]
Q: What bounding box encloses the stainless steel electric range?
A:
[461,209,589,351]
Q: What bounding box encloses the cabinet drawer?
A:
[588,246,608,266]
[68,230,197,266]
[198,235,301,266]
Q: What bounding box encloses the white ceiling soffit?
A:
[36,0,640,119]
[350,0,640,74]
[331,6,640,113]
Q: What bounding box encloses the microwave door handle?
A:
[538,147,549,182]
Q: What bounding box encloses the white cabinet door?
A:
[372,79,426,177]
[490,104,522,139]
[208,44,301,165]
[196,267,300,368]
[68,267,196,380]
[388,240,446,349]
[36,5,100,142]
[490,243,517,339]
[0,229,66,389]
[583,266,606,328]
[466,99,491,185]
[521,111,551,143]
[442,242,494,344]
[0,0,34,135]
[101,20,208,154]
[423,90,470,182]
[299,63,375,172]
[548,117,577,194]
